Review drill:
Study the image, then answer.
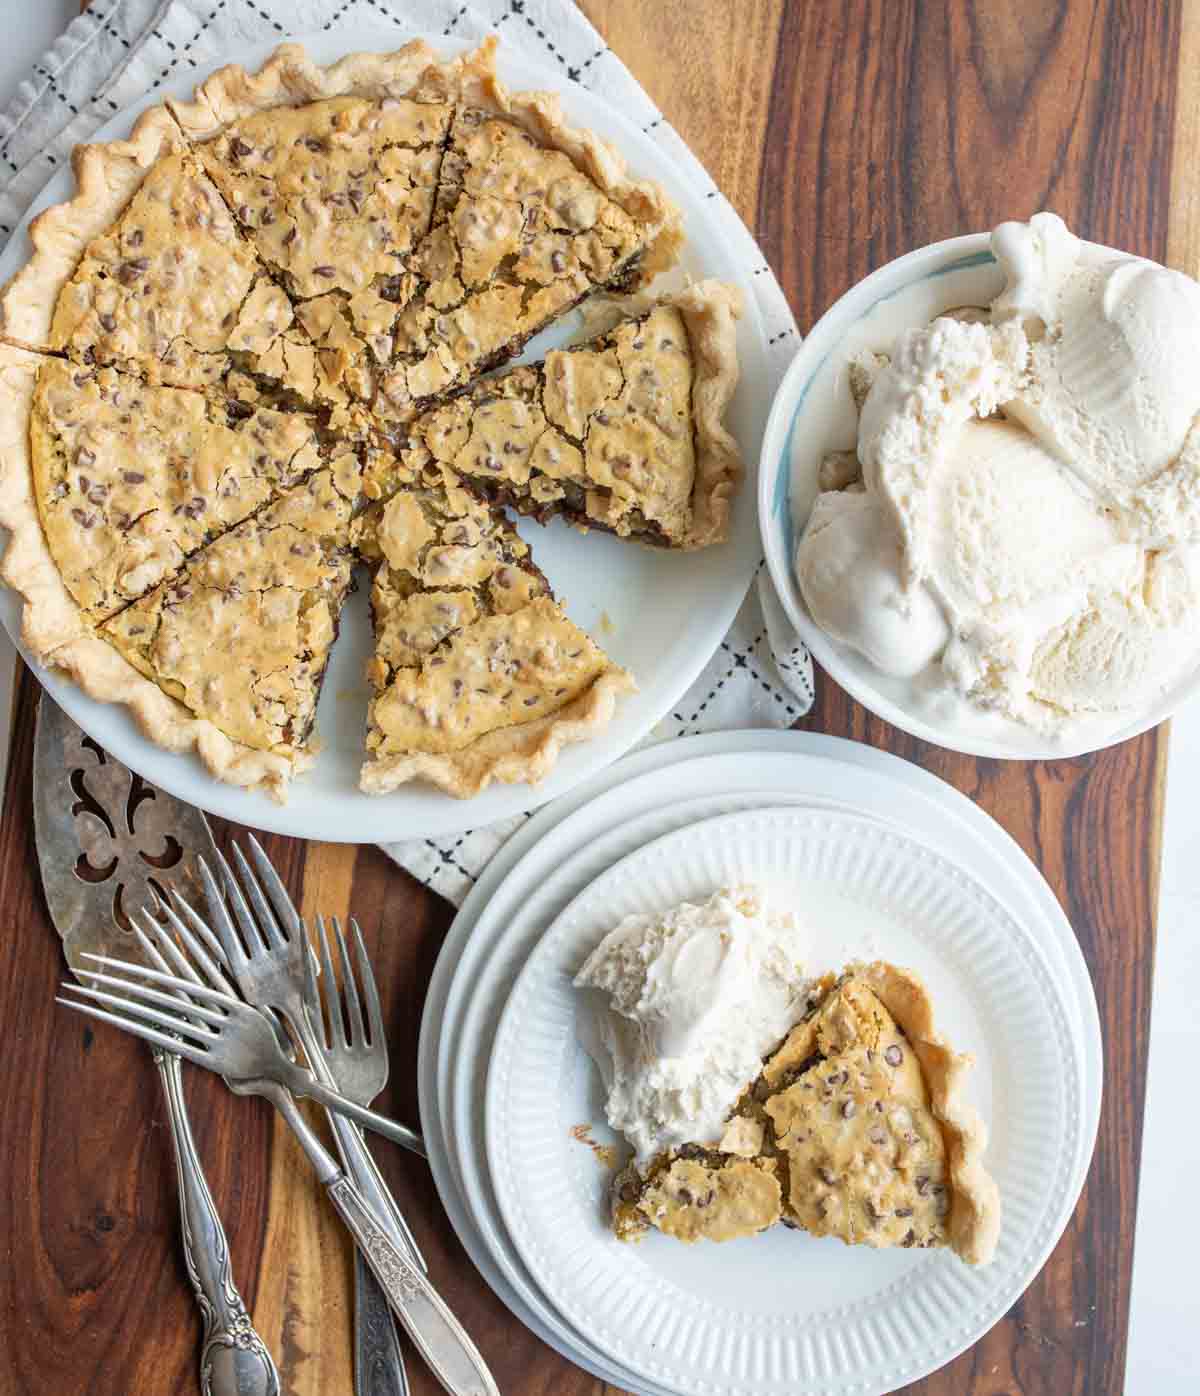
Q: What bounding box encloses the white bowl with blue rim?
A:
[757,232,1200,759]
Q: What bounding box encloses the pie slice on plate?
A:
[397,281,743,548]
[170,38,682,426]
[614,961,1001,1266]
[100,463,357,765]
[0,107,326,403]
[355,463,634,795]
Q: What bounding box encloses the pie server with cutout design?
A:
[32,693,280,1396]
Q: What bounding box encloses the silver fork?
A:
[58,915,499,1396]
[197,839,422,1394]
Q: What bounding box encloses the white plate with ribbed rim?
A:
[449,791,905,1396]
[0,20,769,842]
[418,733,1100,1394]
[441,786,1087,1396]
[483,805,1086,1396]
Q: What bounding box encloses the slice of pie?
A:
[31,357,349,623]
[100,464,357,763]
[390,281,743,548]
[176,64,454,411]
[170,38,681,427]
[355,463,634,795]
[0,107,326,403]
[613,962,1001,1266]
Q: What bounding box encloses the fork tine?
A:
[156,896,235,993]
[314,915,345,1050]
[136,909,230,999]
[79,954,241,1009]
[73,969,227,1027]
[232,843,287,950]
[135,916,197,983]
[207,850,265,961]
[331,917,365,1048]
[167,886,235,978]
[57,995,214,1066]
[301,927,322,1033]
[131,919,221,1036]
[65,983,220,1045]
[246,834,301,940]
[349,918,384,1050]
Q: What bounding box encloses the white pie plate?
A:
[0,20,770,841]
[416,731,1101,1395]
[485,806,1086,1396]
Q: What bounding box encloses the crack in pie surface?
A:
[0,37,744,801]
[400,283,742,548]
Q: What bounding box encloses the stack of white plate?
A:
[417,731,1102,1396]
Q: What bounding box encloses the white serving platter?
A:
[0,22,769,840]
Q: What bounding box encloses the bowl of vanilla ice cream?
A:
[760,213,1200,757]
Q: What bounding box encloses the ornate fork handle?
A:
[326,1177,496,1396]
[155,1047,280,1396]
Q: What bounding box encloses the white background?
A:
[0,3,1194,1391]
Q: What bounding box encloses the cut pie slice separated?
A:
[614,961,1001,1266]
[0,105,329,403]
[390,281,743,547]
[30,357,354,624]
[171,45,456,410]
[355,462,634,796]
[100,464,358,765]
[169,38,681,427]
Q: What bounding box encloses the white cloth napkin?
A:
[0,0,813,889]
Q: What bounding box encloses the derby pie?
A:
[0,38,743,800]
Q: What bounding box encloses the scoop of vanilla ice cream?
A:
[994,211,1200,518]
[859,315,1029,584]
[922,418,1122,616]
[1030,547,1200,715]
[792,211,1200,738]
[574,887,806,1170]
[796,489,949,676]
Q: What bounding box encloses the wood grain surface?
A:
[0,1,1182,1392]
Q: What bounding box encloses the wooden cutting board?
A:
[0,0,1189,1391]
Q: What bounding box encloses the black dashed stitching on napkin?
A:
[643,117,663,133]
[361,0,409,27]
[501,2,569,71]
[94,6,132,51]
[0,0,127,166]
[33,67,79,118]
[441,5,470,35]
[144,3,236,94]
[243,0,286,34]
[321,0,361,33]
[672,656,742,730]
[566,43,609,83]
[768,328,795,346]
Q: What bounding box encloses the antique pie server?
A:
[33,697,418,1396]
[32,694,279,1396]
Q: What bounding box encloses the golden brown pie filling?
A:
[612,963,1001,1267]
[0,38,744,799]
